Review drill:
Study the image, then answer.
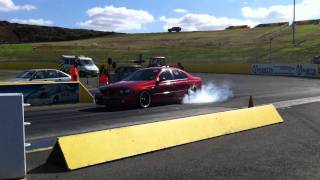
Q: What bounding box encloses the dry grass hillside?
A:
[0,24,320,67]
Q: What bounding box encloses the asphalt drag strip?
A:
[25,95,320,153]
[26,101,320,180]
[25,74,320,142]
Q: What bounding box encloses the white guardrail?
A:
[0,93,28,179]
[251,64,319,77]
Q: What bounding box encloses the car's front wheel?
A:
[138,91,151,108]
[188,85,198,95]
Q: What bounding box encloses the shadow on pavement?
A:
[28,163,67,174]
[79,106,137,112]
[78,102,177,113]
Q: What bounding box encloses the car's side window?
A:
[34,71,46,79]
[47,70,58,78]
[64,59,69,65]
[172,70,188,79]
[70,59,75,65]
[159,70,173,81]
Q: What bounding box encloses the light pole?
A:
[292,0,296,44]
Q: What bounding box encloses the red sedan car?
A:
[95,67,202,108]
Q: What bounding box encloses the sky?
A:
[0,0,319,33]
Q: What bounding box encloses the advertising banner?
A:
[251,64,319,77]
[0,83,78,106]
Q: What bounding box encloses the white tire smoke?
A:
[183,82,233,104]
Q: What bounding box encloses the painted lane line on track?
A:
[273,96,320,108]
[26,147,53,154]
[26,138,57,154]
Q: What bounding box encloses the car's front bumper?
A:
[95,93,136,107]
[80,70,99,77]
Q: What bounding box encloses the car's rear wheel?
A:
[138,91,151,108]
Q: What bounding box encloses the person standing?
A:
[99,65,109,87]
[70,60,79,81]
[177,62,184,70]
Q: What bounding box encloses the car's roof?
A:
[141,67,162,70]
[118,65,142,68]
[27,69,62,71]
[151,56,166,59]
[62,55,92,60]
[141,66,182,71]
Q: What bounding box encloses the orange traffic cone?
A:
[248,96,254,108]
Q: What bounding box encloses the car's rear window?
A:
[172,69,188,79]
[47,70,57,78]
[159,70,173,81]
[58,71,68,77]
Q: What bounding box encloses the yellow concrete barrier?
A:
[47,104,283,170]
[79,82,94,103]
[185,64,251,74]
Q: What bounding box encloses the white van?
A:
[60,55,99,77]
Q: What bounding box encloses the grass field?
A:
[0,70,20,80]
[1,24,320,68]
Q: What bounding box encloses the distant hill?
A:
[0,21,117,43]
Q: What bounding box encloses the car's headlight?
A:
[120,89,133,95]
